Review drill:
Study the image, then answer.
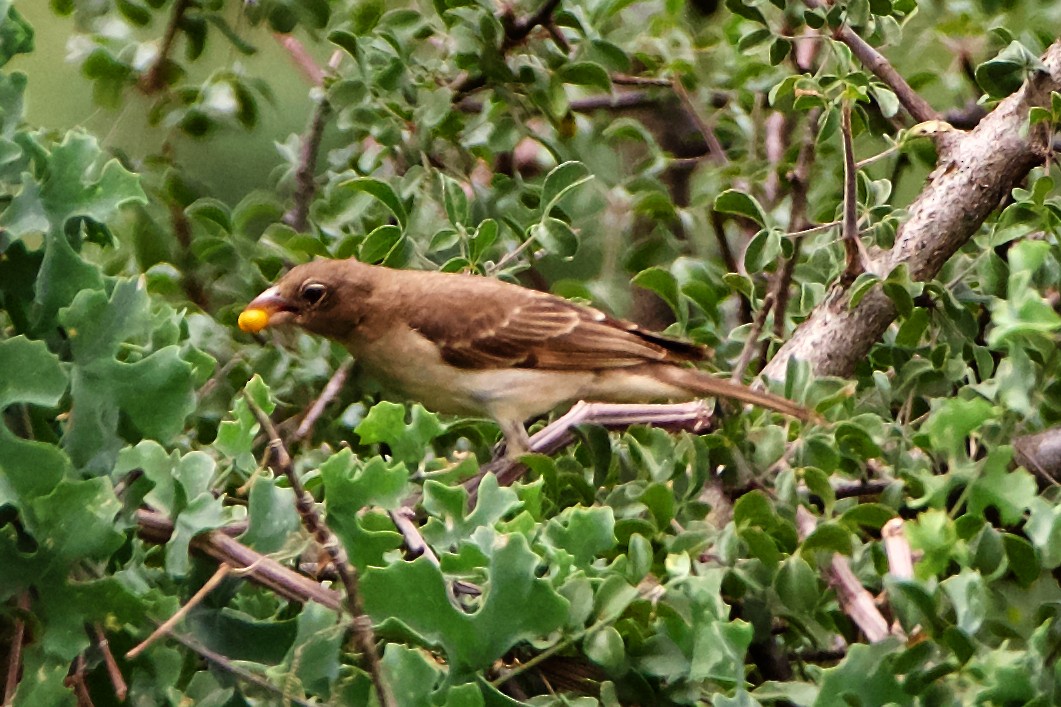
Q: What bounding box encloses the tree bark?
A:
[763,39,1061,380]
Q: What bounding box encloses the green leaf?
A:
[544,505,616,565]
[801,522,853,555]
[0,4,33,67]
[28,478,124,564]
[775,556,819,613]
[557,61,612,92]
[744,228,782,272]
[541,161,593,214]
[976,41,1046,99]
[241,477,299,554]
[921,397,993,459]
[421,473,521,550]
[336,177,408,229]
[530,217,579,258]
[355,401,445,465]
[362,534,569,675]
[381,645,444,706]
[350,0,384,34]
[813,641,906,706]
[359,223,404,263]
[968,446,1035,526]
[60,279,197,474]
[585,626,626,671]
[632,266,680,315]
[713,189,766,227]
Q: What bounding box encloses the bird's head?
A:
[239,259,372,340]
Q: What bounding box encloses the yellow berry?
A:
[238,308,270,334]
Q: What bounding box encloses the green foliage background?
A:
[1,0,1061,704]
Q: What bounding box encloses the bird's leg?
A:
[497,418,532,459]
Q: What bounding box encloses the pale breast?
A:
[347,326,596,421]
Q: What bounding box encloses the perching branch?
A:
[456,401,716,505]
[763,40,1061,380]
[293,359,353,442]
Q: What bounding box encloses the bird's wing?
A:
[407,285,706,371]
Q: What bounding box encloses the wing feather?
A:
[407,282,706,371]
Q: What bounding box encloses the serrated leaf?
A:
[362,534,569,675]
[355,401,445,465]
[544,505,616,565]
[60,279,197,474]
[922,397,993,459]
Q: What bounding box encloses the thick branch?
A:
[764,40,1061,379]
[135,509,342,610]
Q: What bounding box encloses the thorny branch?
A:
[244,396,394,707]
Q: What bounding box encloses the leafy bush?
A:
[2,1,1061,705]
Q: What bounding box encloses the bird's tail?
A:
[650,364,816,422]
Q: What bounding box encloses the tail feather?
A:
[650,364,815,422]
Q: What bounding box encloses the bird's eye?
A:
[300,282,328,305]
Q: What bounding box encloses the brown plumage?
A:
[241,258,812,452]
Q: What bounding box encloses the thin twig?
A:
[273,34,326,86]
[802,0,939,123]
[245,397,394,707]
[732,291,775,382]
[163,629,319,707]
[840,102,867,284]
[92,625,128,702]
[709,209,752,325]
[672,77,728,164]
[293,359,353,442]
[138,0,191,93]
[127,564,233,660]
[4,592,30,705]
[283,51,344,231]
[767,109,821,349]
[64,654,93,707]
[610,73,673,87]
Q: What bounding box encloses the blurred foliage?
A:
[1,0,1061,704]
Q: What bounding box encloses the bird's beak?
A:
[238,287,295,334]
